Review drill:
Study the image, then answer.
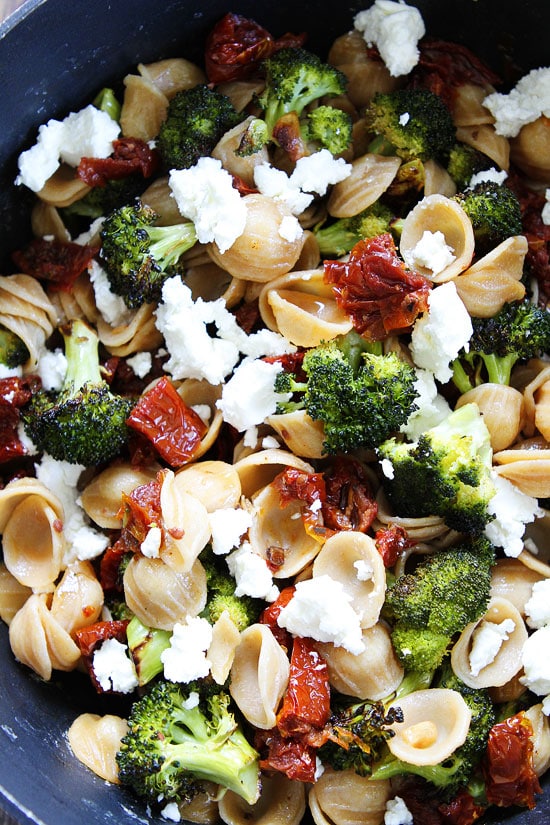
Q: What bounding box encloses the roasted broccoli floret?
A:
[303,104,353,155]
[257,47,347,137]
[0,324,29,368]
[157,84,243,171]
[385,536,495,672]
[452,299,550,391]
[99,200,197,308]
[274,335,419,454]
[378,403,496,535]
[364,88,456,163]
[20,318,134,465]
[454,180,523,252]
[314,201,394,257]
[116,679,260,806]
[446,142,493,190]
[201,552,261,632]
[371,666,496,798]
[64,175,145,220]
[126,615,171,687]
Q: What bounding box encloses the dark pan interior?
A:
[0,1,549,823]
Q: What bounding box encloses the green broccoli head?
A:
[446,142,493,191]
[157,84,244,171]
[303,105,353,156]
[0,325,30,368]
[276,337,419,454]
[390,624,452,673]
[99,200,197,308]
[364,88,456,163]
[452,299,550,390]
[454,180,523,252]
[21,319,134,465]
[257,47,347,135]
[314,201,394,258]
[378,403,496,535]
[200,552,261,632]
[116,679,260,806]
[64,174,146,221]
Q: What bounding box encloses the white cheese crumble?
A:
[140,525,162,559]
[208,507,253,555]
[161,802,181,823]
[525,579,550,630]
[155,277,295,386]
[276,574,365,654]
[484,472,544,558]
[354,0,426,77]
[254,163,313,215]
[483,67,550,138]
[520,625,550,695]
[254,151,352,215]
[399,112,410,126]
[226,542,279,602]
[468,167,508,188]
[35,455,109,564]
[384,795,414,825]
[126,351,153,379]
[216,358,290,432]
[410,281,473,383]
[279,214,304,242]
[168,157,247,253]
[400,368,451,439]
[36,348,67,392]
[0,364,22,379]
[404,230,456,277]
[88,260,133,328]
[380,457,395,479]
[15,105,120,192]
[161,616,213,684]
[92,638,139,694]
[542,189,550,227]
[354,559,374,581]
[468,618,515,677]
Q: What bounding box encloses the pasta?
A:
[2,4,550,825]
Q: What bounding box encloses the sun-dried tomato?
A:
[259,585,295,650]
[118,474,163,543]
[126,376,207,468]
[74,619,130,693]
[76,137,160,186]
[273,466,331,540]
[507,169,550,306]
[277,637,330,737]
[324,233,432,340]
[205,12,306,83]
[99,533,139,591]
[438,789,486,825]
[12,238,99,291]
[375,522,417,568]
[483,712,542,809]
[0,375,40,464]
[322,456,378,533]
[256,727,318,783]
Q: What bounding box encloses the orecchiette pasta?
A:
[80,462,160,529]
[309,769,391,825]
[9,593,81,680]
[0,563,31,626]
[67,713,128,784]
[218,773,306,825]
[327,153,401,218]
[0,274,58,369]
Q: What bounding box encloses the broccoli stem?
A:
[481,352,517,386]
[147,222,198,272]
[61,318,104,392]
[370,752,463,787]
[126,616,171,687]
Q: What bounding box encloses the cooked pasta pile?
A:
[2,2,550,824]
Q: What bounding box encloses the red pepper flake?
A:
[77,137,160,187]
[126,376,207,468]
[322,456,378,533]
[256,727,318,783]
[277,637,330,737]
[231,173,259,197]
[375,523,416,568]
[482,712,542,809]
[12,238,99,292]
[324,232,432,341]
[74,619,130,693]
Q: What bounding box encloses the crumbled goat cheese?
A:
[161,616,213,683]
[520,625,550,695]
[354,559,374,581]
[384,795,414,825]
[217,358,290,432]
[279,214,304,242]
[0,364,22,379]
[208,507,253,556]
[403,230,456,277]
[290,150,352,196]
[262,435,281,449]
[155,277,295,386]
[192,404,211,425]
[525,579,550,630]
[468,167,508,188]
[483,67,550,138]
[35,455,109,564]
[169,157,247,253]
[36,348,67,391]
[88,260,133,328]
[399,112,410,126]
[16,105,120,193]
[226,542,279,602]
[126,351,153,379]
[485,472,544,558]
[254,163,313,215]
[277,574,365,654]
[468,618,515,677]
[73,216,105,246]
[400,368,451,439]
[92,638,139,694]
[17,423,38,456]
[244,426,259,448]
[161,802,181,823]
[542,189,550,227]
[140,525,162,559]
[410,281,473,383]
[380,457,395,479]
[354,0,425,77]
